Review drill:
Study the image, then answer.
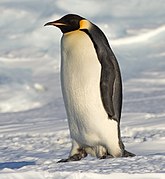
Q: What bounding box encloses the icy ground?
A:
[0,0,165,178]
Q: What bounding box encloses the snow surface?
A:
[0,0,165,178]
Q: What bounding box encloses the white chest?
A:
[60,30,107,144]
[61,30,100,85]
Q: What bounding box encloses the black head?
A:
[44,14,85,33]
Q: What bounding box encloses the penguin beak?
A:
[44,20,66,27]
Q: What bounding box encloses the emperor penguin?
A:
[45,14,135,162]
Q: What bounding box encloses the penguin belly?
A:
[61,31,121,157]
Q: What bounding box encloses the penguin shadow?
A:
[0,161,35,170]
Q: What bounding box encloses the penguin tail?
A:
[122,150,136,157]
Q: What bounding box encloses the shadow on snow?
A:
[0,161,36,170]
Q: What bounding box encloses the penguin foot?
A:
[57,154,82,163]
[122,150,136,157]
[57,148,87,163]
[99,150,135,159]
[99,154,113,159]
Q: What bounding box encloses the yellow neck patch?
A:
[79,19,91,30]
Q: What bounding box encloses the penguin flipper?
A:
[100,58,116,119]
[81,25,122,122]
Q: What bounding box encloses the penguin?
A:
[44,14,135,162]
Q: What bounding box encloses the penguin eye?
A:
[66,19,80,31]
[69,19,78,26]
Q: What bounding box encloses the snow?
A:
[0,0,165,178]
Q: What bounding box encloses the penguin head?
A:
[44,14,91,33]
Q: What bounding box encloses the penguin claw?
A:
[57,158,69,163]
[57,151,87,163]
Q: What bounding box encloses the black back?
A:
[81,23,122,123]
